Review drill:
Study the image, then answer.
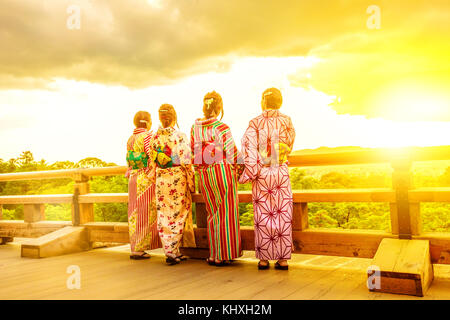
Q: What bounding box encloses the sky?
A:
[0,0,449,165]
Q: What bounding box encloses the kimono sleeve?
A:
[286,116,296,151]
[175,131,195,193]
[239,123,262,184]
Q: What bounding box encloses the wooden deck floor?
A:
[1,239,450,300]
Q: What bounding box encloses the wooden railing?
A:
[1,146,450,263]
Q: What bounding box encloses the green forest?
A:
[1,151,449,232]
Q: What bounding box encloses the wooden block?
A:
[21,226,90,258]
[368,238,433,296]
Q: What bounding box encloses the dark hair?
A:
[262,88,282,109]
[133,111,151,128]
[158,104,179,128]
[203,91,223,120]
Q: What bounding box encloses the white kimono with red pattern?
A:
[239,109,296,260]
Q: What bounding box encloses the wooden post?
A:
[72,171,94,225]
[293,202,309,231]
[391,156,418,239]
[195,203,207,228]
[24,204,45,223]
[0,204,2,220]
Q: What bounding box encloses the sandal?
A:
[214,260,231,267]
[275,261,288,270]
[130,252,151,260]
[258,261,270,270]
[166,256,181,265]
[176,255,189,261]
[206,258,215,266]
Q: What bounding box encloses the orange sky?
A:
[0,0,449,164]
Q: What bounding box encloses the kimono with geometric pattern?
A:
[239,109,296,260]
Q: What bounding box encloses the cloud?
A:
[0,0,406,89]
[1,0,448,122]
[289,3,450,121]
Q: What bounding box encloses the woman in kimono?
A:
[191,91,243,266]
[152,104,196,265]
[125,111,161,259]
[239,88,296,270]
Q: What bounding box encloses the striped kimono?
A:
[191,118,243,261]
[126,128,161,253]
[239,110,296,260]
[152,126,196,259]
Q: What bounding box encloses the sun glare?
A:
[372,82,449,122]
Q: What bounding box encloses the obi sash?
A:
[126,150,149,170]
[152,145,181,169]
[259,142,291,166]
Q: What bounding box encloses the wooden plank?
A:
[0,194,72,204]
[288,145,450,167]
[78,193,128,203]
[0,189,397,206]
[293,189,395,203]
[409,188,450,203]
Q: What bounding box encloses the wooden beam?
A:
[391,157,413,239]
[192,227,395,259]
[293,189,395,203]
[73,175,94,225]
[84,222,129,243]
[288,145,450,167]
[0,194,72,204]
[24,221,450,264]
[78,193,128,203]
[409,188,450,203]
[292,202,308,231]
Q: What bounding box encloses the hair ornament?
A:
[264,91,273,97]
[205,98,214,109]
[139,120,148,123]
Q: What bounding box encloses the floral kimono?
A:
[190,118,243,261]
[239,109,296,261]
[126,128,161,253]
[152,126,196,259]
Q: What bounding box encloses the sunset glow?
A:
[0,0,449,164]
